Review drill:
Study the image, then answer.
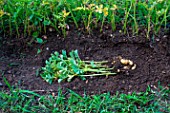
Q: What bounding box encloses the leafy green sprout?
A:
[41,50,116,84]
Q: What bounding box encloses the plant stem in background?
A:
[63,20,66,38]
[15,20,20,37]
[9,15,12,36]
[65,0,79,29]
[0,17,5,35]
[62,9,69,38]
[24,4,28,37]
[147,11,151,39]
[110,4,117,31]
[110,11,116,31]
[132,0,138,34]
[155,7,168,34]
[87,11,93,32]
[100,16,105,32]
[123,0,132,34]
[100,7,108,32]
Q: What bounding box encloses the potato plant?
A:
[41,50,116,84]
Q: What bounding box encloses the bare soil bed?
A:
[0,27,170,95]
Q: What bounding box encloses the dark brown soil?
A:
[0,27,170,95]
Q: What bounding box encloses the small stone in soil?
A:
[0,82,3,87]
[162,71,166,74]
[46,47,49,51]
[85,80,88,84]
[7,70,12,74]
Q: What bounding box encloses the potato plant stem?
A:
[81,73,116,77]
[84,69,111,73]
[84,61,108,63]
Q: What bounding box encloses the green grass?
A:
[0,82,169,113]
[0,0,170,39]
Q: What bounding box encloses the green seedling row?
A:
[0,0,170,39]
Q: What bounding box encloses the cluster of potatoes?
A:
[111,56,137,73]
[120,58,136,70]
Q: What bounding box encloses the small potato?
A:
[111,60,116,64]
[118,56,122,60]
[52,92,55,97]
[123,66,130,70]
[120,59,129,65]
[128,60,133,66]
[131,64,136,70]
[42,35,48,39]
[117,69,121,73]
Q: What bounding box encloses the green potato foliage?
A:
[41,50,116,84]
[1,0,170,39]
